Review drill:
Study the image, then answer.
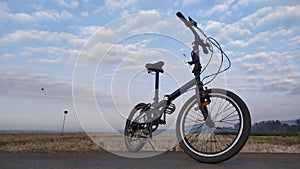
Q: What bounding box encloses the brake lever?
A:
[188,61,195,65]
[188,16,197,27]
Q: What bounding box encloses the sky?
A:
[0,0,300,132]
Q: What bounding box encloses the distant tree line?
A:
[251,118,300,133]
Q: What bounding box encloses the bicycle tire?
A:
[176,88,251,163]
[124,103,148,152]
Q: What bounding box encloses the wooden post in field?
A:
[61,110,68,134]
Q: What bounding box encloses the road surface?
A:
[0,152,299,169]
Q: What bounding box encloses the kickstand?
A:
[148,139,156,151]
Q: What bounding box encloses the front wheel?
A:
[176,89,251,163]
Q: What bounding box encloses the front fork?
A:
[195,83,215,129]
[195,85,210,116]
[191,51,212,124]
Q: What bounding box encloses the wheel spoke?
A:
[124,104,149,152]
[179,90,248,158]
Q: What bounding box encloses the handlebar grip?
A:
[176,12,187,21]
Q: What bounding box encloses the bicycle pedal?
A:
[164,103,176,114]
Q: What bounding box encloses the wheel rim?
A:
[125,106,148,151]
[180,92,244,157]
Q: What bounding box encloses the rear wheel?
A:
[124,103,149,152]
[176,89,251,163]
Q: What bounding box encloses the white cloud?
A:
[289,35,300,50]
[0,53,16,60]
[238,4,300,30]
[0,2,73,23]
[58,0,79,8]
[206,20,252,41]
[182,0,198,6]
[0,65,72,100]
[229,49,300,94]
[0,64,112,103]
[207,0,235,17]
[228,28,293,48]
[0,3,36,22]
[24,46,79,65]
[207,0,234,15]
[81,41,142,63]
[34,10,73,21]
[234,51,274,64]
[80,11,89,17]
[240,62,266,74]
[78,26,115,39]
[228,72,300,94]
[105,0,137,11]
[0,2,8,12]
[31,57,65,65]
[256,5,300,28]
[239,7,273,28]
[232,0,261,10]
[0,30,79,46]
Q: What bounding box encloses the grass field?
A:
[0,133,299,153]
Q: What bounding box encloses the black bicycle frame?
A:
[166,59,209,120]
[151,56,209,122]
[149,12,211,126]
[168,78,196,101]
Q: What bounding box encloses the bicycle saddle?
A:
[145,61,164,73]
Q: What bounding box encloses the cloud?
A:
[0,65,112,104]
[206,20,252,41]
[0,30,83,66]
[92,0,138,14]
[240,62,266,74]
[239,7,273,28]
[205,4,300,51]
[255,5,300,28]
[0,65,72,100]
[234,51,274,64]
[76,12,191,63]
[78,26,115,39]
[182,0,198,6]
[228,28,293,48]
[206,0,235,17]
[0,53,16,60]
[31,57,65,65]
[0,2,35,22]
[0,2,73,23]
[58,0,79,8]
[80,11,89,17]
[105,0,137,11]
[33,10,73,21]
[227,72,300,95]
[289,35,300,50]
[232,0,261,10]
[229,49,300,94]
[25,46,79,58]
[81,41,142,64]
[238,4,300,30]
[0,30,81,46]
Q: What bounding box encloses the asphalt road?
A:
[0,152,299,169]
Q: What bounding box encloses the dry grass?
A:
[241,136,300,153]
[0,133,102,153]
[0,133,299,153]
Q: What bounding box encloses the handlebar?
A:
[176,12,187,22]
[176,12,210,55]
[176,12,232,87]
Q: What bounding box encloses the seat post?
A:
[154,71,160,104]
